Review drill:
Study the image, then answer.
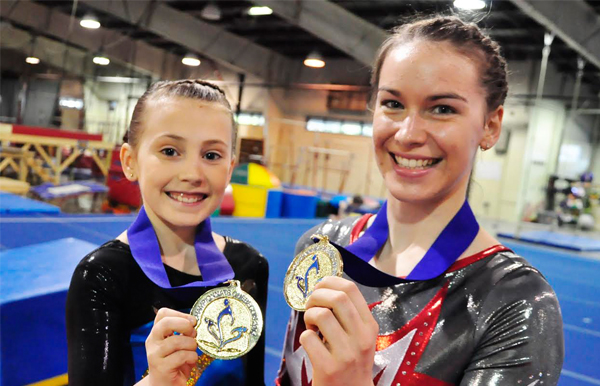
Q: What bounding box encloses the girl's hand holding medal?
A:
[143,308,199,386]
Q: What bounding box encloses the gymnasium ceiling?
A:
[2,0,600,94]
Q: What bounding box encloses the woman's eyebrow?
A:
[378,89,467,103]
[427,93,468,103]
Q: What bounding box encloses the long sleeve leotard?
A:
[67,237,268,386]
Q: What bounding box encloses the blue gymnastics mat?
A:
[0,191,60,215]
[0,237,99,386]
[498,230,600,252]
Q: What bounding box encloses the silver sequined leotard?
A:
[277,215,564,386]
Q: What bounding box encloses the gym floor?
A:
[1,214,599,385]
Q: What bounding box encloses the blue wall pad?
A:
[265,190,283,218]
[0,192,60,215]
[281,192,319,219]
[498,230,600,252]
[1,238,98,386]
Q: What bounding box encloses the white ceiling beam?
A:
[509,0,600,70]
[79,0,301,84]
[249,0,387,66]
[0,25,88,77]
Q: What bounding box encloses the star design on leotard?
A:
[287,283,452,386]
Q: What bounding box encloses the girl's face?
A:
[123,97,235,229]
[372,40,503,205]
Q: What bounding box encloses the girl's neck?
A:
[144,206,200,274]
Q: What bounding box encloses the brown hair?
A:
[371,16,508,112]
[125,79,237,151]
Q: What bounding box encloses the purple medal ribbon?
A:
[345,200,479,280]
[127,206,234,289]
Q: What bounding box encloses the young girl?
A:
[277,16,563,386]
[66,80,268,386]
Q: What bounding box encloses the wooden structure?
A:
[0,177,30,195]
[292,146,354,193]
[0,124,115,185]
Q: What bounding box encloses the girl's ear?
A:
[120,143,138,181]
[481,105,504,151]
[226,155,236,183]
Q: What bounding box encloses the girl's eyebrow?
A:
[156,133,185,142]
[203,139,228,146]
[378,88,467,103]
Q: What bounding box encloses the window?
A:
[306,116,372,137]
[235,112,265,126]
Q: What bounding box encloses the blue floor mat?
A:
[0,192,60,215]
[1,215,599,385]
[499,230,600,252]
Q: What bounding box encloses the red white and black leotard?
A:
[276,215,564,386]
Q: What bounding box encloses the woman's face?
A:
[372,40,502,205]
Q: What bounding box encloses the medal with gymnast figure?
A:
[128,207,263,384]
[284,234,344,311]
[184,280,263,383]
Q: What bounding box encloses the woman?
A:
[277,16,563,386]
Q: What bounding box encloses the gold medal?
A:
[190,280,263,360]
[284,234,343,311]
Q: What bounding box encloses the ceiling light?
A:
[25,56,40,65]
[248,6,273,16]
[200,3,222,21]
[80,13,101,29]
[304,51,325,68]
[93,56,110,65]
[182,53,201,67]
[453,0,486,10]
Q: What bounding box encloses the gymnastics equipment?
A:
[1,238,99,385]
[231,162,281,188]
[230,163,281,217]
[290,146,354,193]
[0,124,114,185]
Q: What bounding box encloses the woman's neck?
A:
[387,188,467,252]
[374,185,470,276]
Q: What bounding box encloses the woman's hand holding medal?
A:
[142,308,199,386]
[301,276,378,386]
[284,235,379,386]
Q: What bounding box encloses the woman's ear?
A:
[120,143,137,181]
[481,105,504,151]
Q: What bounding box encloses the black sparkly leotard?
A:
[277,215,564,386]
[66,237,268,386]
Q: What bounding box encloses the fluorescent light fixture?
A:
[93,56,110,65]
[304,51,325,68]
[96,76,144,84]
[25,56,40,64]
[200,3,222,21]
[236,112,265,126]
[80,13,100,29]
[182,53,201,67]
[453,0,486,10]
[248,6,273,16]
[59,98,84,110]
